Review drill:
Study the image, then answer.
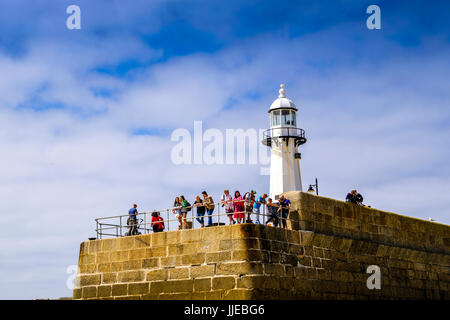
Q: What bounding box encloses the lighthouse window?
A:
[281,110,291,125]
[289,111,296,126]
[272,110,280,126]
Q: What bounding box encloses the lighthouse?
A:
[262,84,307,200]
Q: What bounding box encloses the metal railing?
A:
[263,127,306,140]
[262,127,307,147]
[95,201,289,239]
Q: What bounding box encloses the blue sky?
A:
[0,0,449,299]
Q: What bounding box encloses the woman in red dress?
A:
[233,191,245,224]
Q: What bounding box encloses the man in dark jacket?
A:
[278,195,291,228]
[346,190,363,205]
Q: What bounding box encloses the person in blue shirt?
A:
[129,204,138,219]
[253,193,268,224]
[127,204,139,236]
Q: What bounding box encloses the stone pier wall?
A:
[73,192,450,300]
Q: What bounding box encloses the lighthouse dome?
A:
[269,84,298,112]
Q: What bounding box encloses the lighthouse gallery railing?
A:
[262,127,305,139]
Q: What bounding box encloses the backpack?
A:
[243,192,252,206]
[186,200,192,212]
[355,194,363,203]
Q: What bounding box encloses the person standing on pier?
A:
[202,191,215,227]
[127,204,139,236]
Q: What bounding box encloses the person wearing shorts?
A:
[221,189,235,225]
[172,197,182,230]
[244,190,256,223]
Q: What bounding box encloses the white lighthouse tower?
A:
[262,84,307,200]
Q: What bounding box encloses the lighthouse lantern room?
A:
[262,84,307,200]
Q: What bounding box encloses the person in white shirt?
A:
[244,190,256,223]
[221,189,235,225]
